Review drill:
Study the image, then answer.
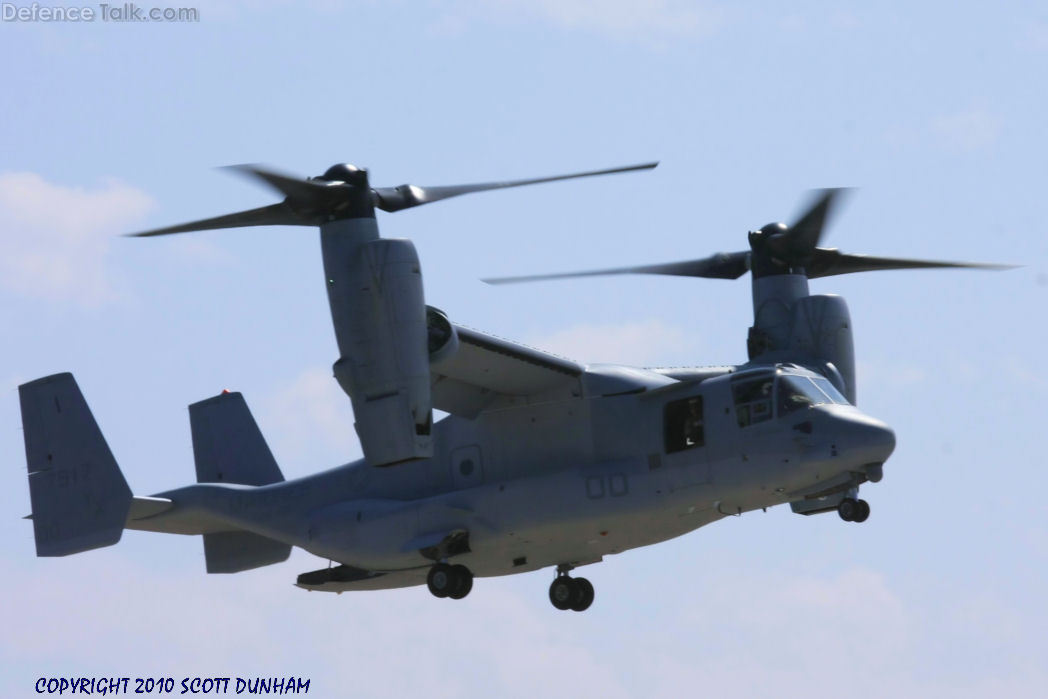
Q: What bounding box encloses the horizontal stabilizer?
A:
[127,496,173,521]
[19,373,132,556]
[204,531,290,573]
[190,391,283,485]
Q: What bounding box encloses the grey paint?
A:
[20,357,895,595]
[21,174,936,605]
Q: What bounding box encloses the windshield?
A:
[810,376,848,404]
[777,374,849,416]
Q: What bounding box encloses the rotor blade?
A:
[806,248,1016,279]
[791,188,850,247]
[483,251,749,285]
[768,188,852,260]
[125,202,307,237]
[223,164,336,206]
[372,161,659,213]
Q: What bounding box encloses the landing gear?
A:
[838,497,870,523]
[548,570,595,612]
[448,565,473,599]
[549,577,576,610]
[427,562,473,599]
[573,577,595,611]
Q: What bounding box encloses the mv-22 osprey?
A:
[19,162,1005,611]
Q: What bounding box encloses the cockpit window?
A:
[665,396,704,453]
[811,376,848,404]
[777,374,849,416]
[733,376,774,427]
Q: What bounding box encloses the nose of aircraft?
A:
[836,411,896,466]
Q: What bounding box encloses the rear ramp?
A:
[20,373,132,556]
[189,391,290,573]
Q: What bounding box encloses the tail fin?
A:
[189,391,290,572]
[189,391,284,486]
[20,373,132,556]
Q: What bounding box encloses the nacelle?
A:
[788,294,856,403]
[426,305,459,364]
[325,234,432,466]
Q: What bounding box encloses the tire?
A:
[549,577,578,611]
[448,565,473,599]
[427,563,453,598]
[854,499,870,523]
[838,497,858,522]
[571,577,594,612]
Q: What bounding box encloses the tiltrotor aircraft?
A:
[19,162,1005,612]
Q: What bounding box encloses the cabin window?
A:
[664,396,704,453]
[733,376,774,427]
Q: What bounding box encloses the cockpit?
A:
[732,369,849,427]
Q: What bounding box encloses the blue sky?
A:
[2,1,1046,696]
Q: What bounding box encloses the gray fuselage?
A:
[143,363,895,582]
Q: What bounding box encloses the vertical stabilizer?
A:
[189,391,283,485]
[19,373,133,556]
[189,391,290,573]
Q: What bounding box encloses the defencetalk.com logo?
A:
[2,3,199,22]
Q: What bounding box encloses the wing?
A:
[432,324,584,418]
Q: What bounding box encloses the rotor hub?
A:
[320,163,368,185]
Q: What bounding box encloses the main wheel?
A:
[427,563,454,598]
[571,577,594,612]
[549,577,578,611]
[448,565,474,599]
[838,497,858,522]
[854,499,871,523]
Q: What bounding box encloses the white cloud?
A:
[931,108,1002,152]
[1004,356,1047,388]
[653,566,912,691]
[3,517,1046,698]
[528,319,692,366]
[442,0,726,46]
[0,172,152,304]
[529,0,724,43]
[258,368,362,473]
[779,13,807,34]
[830,10,860,30]
[1,545,906,698]
[1022,20,1048,51]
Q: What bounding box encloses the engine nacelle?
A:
[426,305,459,365]
[325,235,432,466]
[788,294,856,404]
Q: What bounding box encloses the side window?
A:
[733,377,773,427]
[665,396,704,453]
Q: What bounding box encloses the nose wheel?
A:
[838,497,870,523]
[427,563,473,599]
[548,572,595,612]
